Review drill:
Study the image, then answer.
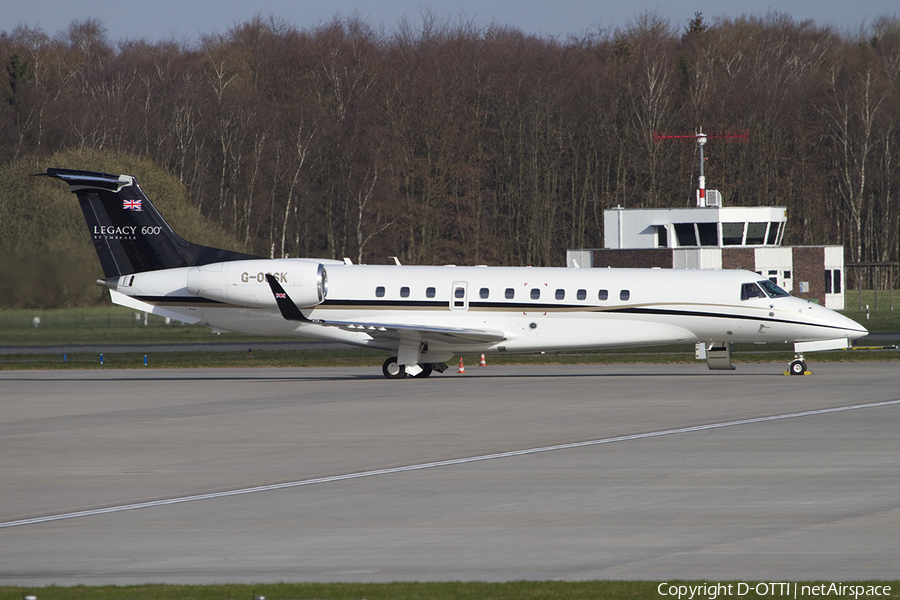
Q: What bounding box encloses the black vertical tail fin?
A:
[37,168,256,278]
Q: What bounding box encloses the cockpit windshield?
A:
[741,282,766,300]
[741,280,791,300]
[758,280,790,298]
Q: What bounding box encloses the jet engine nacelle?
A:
[186,259,327,308]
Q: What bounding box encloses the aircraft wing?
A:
[316,318,506,344]
[265,274,505,344]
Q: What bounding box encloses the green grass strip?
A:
[1,346,898,370]
[1,345,897,370]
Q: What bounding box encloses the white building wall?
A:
[755,247,794,293]
[824,246,845,310]
[603,207,660,249]
[566,250,594,269]
[674,249,723,269]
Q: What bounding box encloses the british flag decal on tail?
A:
[123,198,142,211]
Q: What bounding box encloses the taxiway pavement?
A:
[1,362,898,583]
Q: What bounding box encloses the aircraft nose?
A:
[808,301,867,340]
[841,314,868,340]
[849,321,868,340]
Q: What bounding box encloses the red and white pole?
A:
[697,130,707,207]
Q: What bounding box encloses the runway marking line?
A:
[2,398,898,529]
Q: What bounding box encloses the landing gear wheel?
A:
[789,359,807,376]
[382,356,406,379]
[411,363,433,378]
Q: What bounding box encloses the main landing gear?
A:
[382,356,446,379]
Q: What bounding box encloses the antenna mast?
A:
[653,128,749,207]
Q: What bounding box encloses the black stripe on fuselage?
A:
[319,299,854,333]
[130,296,857,334]
[609,306,857,333]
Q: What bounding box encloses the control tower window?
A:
[697,222,718,246]
[746,222,767,245]
[656,225,668,248]
[767,223,781,245]
[674,223,697,246]
[723,222,745,245]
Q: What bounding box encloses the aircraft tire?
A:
[789,359,807,375]
[382,356,406,379]
[411,363,433,378]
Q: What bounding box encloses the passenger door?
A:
[450,281,469,311]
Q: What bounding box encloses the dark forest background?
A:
[1,11,899,306]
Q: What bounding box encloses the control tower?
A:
[567,130,846,309]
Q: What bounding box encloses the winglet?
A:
[265,274,311,322]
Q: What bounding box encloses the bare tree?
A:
[824,64,885,263]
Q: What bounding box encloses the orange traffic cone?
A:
[479,353,487,366]
[457,357,466,373]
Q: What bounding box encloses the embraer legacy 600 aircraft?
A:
[41,168,867,378]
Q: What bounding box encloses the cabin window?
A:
[530,288,541,300]
[555,289,565,300]
[741,282,766,300]
[426,287,436,298]
[479,287,489,299]
[505,288,515,299]
[619,290,630,301]
[598,289,608,301]
[455,287,465,298]
[577,289,587,300]
[375,286,385,298]
[400,286,410,298]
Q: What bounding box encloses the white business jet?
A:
[40,168,867,378]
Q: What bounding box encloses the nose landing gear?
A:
[787,354,809,376]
